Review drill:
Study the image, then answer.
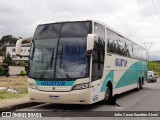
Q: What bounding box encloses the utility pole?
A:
[143,42,153,61]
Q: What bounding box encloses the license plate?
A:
[49,96,60,100]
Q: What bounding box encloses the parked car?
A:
[147,71,157,83]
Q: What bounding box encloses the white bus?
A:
[16,20,147,104]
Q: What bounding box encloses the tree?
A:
[0,65,5,76]
[0,49,4,57]
[0,35,19,58]
[3,53,13,65]
[0,35,18,45]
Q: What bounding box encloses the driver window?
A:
[91,23,105,81]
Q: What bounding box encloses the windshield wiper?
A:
[30,40,36,60]
[50,49,55,66]
[59,46,63,68]
[59,46,70,78]
[62,60,70,78]
[38,48,55,80]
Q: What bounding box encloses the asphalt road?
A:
[17,78,160,120]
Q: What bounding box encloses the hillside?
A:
[148,61,160,76]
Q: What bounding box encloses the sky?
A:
[0,0,160,60]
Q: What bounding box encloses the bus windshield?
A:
[29,21,92,80]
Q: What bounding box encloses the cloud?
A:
[0,0,160,60]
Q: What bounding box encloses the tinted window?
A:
[126,40,133,57]
[34,24,61,40]
[117,35,125,55]
[107,29,118,53]
[92,23,105,81]
[107,29,146,61]
[60,22,91,38]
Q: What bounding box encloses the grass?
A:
[0,91,25,99]
[0,76,28,100]
[148,61,160,76]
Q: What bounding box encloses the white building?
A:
[6,45,30,61]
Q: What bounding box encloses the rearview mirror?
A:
[87,34,97,51]
[16,38,32,57]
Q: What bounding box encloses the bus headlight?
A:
[72,83,90,90]
[29,83,38,90]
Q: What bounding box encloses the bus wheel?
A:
[103,84,112,103]
[155,78,157,82]
[137,79,142,91]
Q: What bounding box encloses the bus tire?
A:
[155,79,157,82]
[137,79,142,91]
[103,83,112,104]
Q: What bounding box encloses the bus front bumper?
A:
[28,88,92,104]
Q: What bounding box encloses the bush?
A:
[148,61,160,77]
[19,70,26,76]
[3,53,12,65]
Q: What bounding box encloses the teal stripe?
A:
[100,70,114,92]
[114,61,147,89]
[35,80,75,86]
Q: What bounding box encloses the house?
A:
[5,44,30,61]
[4,44,31,75]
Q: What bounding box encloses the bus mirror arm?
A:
[87,50,95,58]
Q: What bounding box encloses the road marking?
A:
[116,106,123,109]
[17,103,51,111]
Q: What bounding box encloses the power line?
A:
[98,0,146,42]
[151,0,160,22]
[143,42,153,61]
[49,0,81,20]
[143,42,153,50]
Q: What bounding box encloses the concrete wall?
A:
[9,66,25,75]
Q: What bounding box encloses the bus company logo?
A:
[40,81,65,86]
[115,58,127,67]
